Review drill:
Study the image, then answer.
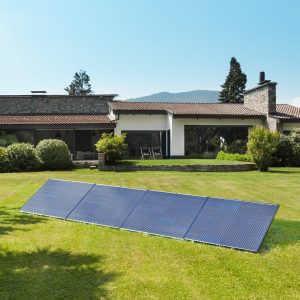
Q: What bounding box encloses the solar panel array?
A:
[20,179,279,252]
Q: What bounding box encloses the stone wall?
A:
[264,116,279,132]
[244,82,277,114]
[98,163,256,172]
[0,95,115,115]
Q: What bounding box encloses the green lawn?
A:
[121,158,250,165]
[0,168,299,299]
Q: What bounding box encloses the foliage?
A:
[216,150,253,162]
[64,70,93,95]
[273,130,300,166]
[290,129,300,164]
[0,131,18,146]
[219,57,247,103]
[6,143,40,171]
[273,135,295,166]
[0,147,9,172]
[247,127,279,171]
[36,139,72,170]
[95,133,127,164]
[226,139,247,154]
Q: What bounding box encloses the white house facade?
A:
[109,77,300,157]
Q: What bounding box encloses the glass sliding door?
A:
[184,125,249,157]
[122,131,167,158]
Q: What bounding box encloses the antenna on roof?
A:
[31,91,47,95]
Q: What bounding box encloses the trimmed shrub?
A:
[216,150,253,162]
[95,133,127,164]
[36,139,72,170]
[247,127,279,171]
[6,143,40,171]
[0,146,9,172]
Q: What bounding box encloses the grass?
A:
[120,158,250,166]
[0,168,300,299]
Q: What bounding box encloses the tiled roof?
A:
[108,102,265,118]
[0,114,114,125]
[271,104,300,120]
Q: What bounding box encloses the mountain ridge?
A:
[126,90,220,103]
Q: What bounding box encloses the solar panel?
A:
[121,191,208,239]
[20,179,94,219]
[67,184,147,228]
[184,197,279,252]
[20,179,279,252]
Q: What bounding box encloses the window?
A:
[184,125,249,156]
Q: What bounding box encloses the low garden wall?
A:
[98,163,256,172]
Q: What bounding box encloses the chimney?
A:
[244,72,277,114]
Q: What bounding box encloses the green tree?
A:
[247,127,279,172]
[95,133,127,164]
[219,57,247,103]
[65,70,93,95]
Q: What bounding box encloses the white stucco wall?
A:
[170,118,263,156]
[281,122,300,131]
[114,114,169,135]
[112,113,264,157]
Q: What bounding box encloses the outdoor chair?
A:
[151,146,163,159]
[140,147,152,159]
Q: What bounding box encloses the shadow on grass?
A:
[0,207,47,236]
[260,219,300,252]
[268,169,300,174]
[0,248,118,299]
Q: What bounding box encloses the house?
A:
[109,74,300,157]
[0,94,117,160]
[0,74,300,159]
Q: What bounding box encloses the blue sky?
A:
[0,0,299,105]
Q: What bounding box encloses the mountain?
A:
[126,90,220,103]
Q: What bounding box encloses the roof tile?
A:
[0,114,114,125]
[108,102,265,117]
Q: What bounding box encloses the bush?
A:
[247,127,279,171]
[0,131,18,146]
[273,135,295,166]
[216,150,253,162]
[226,139,247,154]
[0,146,9,172]
[290,129,300,165]
[36,139,72,170]
[6,143,40,171]
[95,133,127,164]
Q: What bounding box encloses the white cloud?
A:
[291,97,300,108]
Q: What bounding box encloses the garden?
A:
[0,127,300,298]
[0,167,299,299]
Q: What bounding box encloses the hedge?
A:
[216,150,253,162]
[6,143,41,171]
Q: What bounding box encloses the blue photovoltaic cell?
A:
[184,197,279,252]
[20,179,94,219]
[121,191,207,239]
[67,184,147,228]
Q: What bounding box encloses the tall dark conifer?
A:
[65,70,93,95]
[219,57,247,103]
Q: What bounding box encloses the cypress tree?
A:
[219,57,247,103]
